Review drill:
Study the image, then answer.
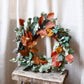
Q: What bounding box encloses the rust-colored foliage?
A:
[28,40,37,48]
[46,28,54,36]
[37,29,47,38]
[19,18,24,26]
[20,50,28,56]
[39,59,48,64]
[25,31,33,40]
[21,36,31,46]
[65,54,74,63]
[39,15,44,26]
[56,47,62,54]
[33,56,40,65]
[47,12,54,20]
[45,21,55,29]
[51,51,62,67]
[30,48,38,53]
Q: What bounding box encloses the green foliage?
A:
[32,65,40,72]
[39,63,51,72]
[33,17,39,22]
[53,25,59,34]
[56,54,64,61]
[68,48,74,54]
[39,54,47,60]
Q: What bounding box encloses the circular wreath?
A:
[11,12,74,73]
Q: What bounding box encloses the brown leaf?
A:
[21,36,31,46]
[28,40,37,48]
[19,18,24,26]
[39,59,48,64]
[20,50,28,56]
[28,32,33,40]
[47,12,54,20]
[37,29,47,38]
[24,30,28,37]
[33,56,40,65]
[39,15,44,26]
[30,48,38,53]
[24,31,33,40]
[45,21,55,29]
[46,28,54,36]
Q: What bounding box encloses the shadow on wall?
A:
[56,0,81,84]
[4,19,17,84]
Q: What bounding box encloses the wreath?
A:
[11,12,74,73]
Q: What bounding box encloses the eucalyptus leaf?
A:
[56,55,64,61]
[39,63,51,72]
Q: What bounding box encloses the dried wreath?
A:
[11,12,74,73]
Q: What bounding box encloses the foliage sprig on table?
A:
[11,12,74,73]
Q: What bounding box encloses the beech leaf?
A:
[47,12,54,20]
[30,48,38,53]
[45,21,55,29]
[20,50,28,56]
[28,40,37,48]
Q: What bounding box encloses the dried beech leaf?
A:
[45,21,55,29]
[56,47,62,54]
[52,60,62,67]
[39,15,44,26]
[33,56,40,65]
[39,59,48,64]
[37,29,47,38]
[25,31,33,40]
[20,50,28,56]
[30,48,38,53]
[65,54,74,63]
[24,31,28,37]
[19,18,24,26]
[47,12,54,20]
[28,32,33,40]
[46,28,54,36]
[21,36,30,46]
[51,51,58,58]
[28,40,37,48]
[51,51,62,67]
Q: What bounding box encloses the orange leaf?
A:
[33,56,40,65]
[39,59,48,64]
[52,61,62,67]
[39,15,44,26]
[21,36,30,46]
[56,47,62,54]
[45,21,55,29]
[37,29,47,38]
[28,40,37,48]
[19,18,24,26]
[51,51,58,58]
[20,50,28,56]
[46,28,54,36]
[28,32,33,40]
[47,12,54,20]
[65,54,74,63]
[30,48,38,53]
[24,31,33,40]
[51,51,61,67]
[24,31,28,37]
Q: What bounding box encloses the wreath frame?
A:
[11,12,74,73]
